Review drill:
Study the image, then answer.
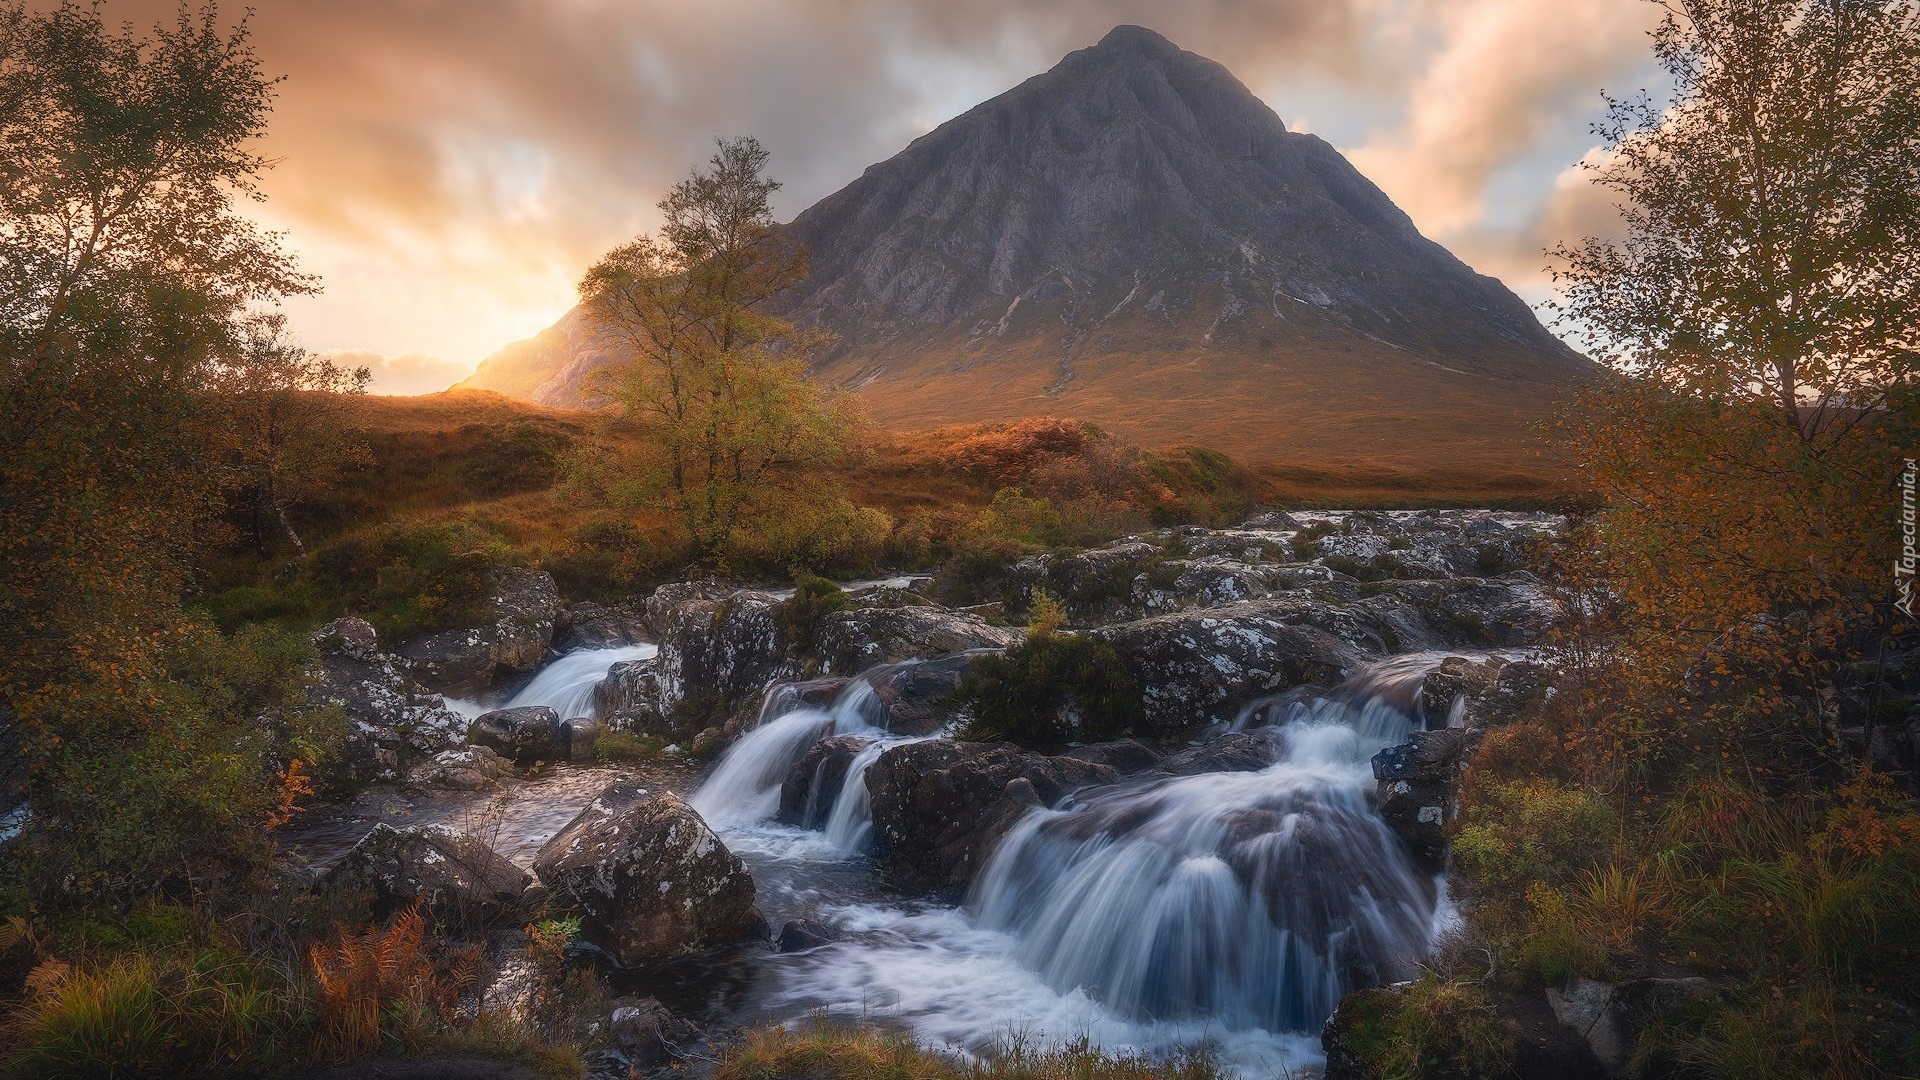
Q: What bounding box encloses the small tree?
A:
[1548,0,1920,772]
[578,136,868,567]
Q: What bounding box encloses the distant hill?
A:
[458,24,1590,468]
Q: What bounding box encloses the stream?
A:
[286,644,1464,1077]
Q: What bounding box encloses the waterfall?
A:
[968,685,1438,1033]
[444,643,657,720]
[821,739,898,852]
[690,681,885,825]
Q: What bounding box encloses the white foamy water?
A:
[446,643,657,720]
[969,695,1433,1033]
[760,902,1324,1074]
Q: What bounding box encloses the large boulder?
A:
[318,823,529,928]
[470,706,563,764]
[865,740,1118,894]
[651,590,793,727]
[642,580,737,634]
[1092,602,1363,733]
[1547,977,1718,1078]
[778,735,871,828]
[1323,980,1606,1080]
[307,618,470,783]
[397,568,564,697]
[533,781,760,966]
[810,607,1020,675]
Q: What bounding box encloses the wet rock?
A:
[775,918,842,952]
[607,997,696,1066]
[866,740,1118,893]
[555,599,651,651]
[1418,655,1503,729]
[407,745,515,790]
[1382,577,1559,647]
[811,607,1021,675]
[593,657,666,732]
[1372,729,1467,869]
[1160,729,1284,775]
[778,735,871,828]
[533,781,759,966]
[866,653,981,734]
[1056,738,1163,774]
[307,618,470,783]
[561,717,601,762]
[397,568,564,698]
[642,580,737,634]
[1241,509,1304,531]
[470,706,563,765]
[319,823,528,928]
[1093,601,1363,733]
[759,677,852,717]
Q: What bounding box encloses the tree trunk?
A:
[269,481,306,559]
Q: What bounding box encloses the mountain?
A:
[458,25,1589,468]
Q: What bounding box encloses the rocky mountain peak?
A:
[459,25,1589,465]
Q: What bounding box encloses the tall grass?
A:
[714,1018,1224,1080]
[1,949,306,1079]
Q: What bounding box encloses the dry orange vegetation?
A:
[344,386,1579,521]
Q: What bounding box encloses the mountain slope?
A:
[459,25,1589,467]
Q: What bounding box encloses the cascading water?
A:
[970,692,1435,1032]
[691,681,885,826]
[445,643,658,720]
[820,739,893,852]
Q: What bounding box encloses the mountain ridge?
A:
[459,24,1589,466]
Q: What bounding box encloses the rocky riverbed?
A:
[291,509,1571,1077]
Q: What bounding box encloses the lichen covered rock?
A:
[533,781,760,966]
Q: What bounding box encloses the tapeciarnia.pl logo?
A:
[1899,457,1917,619]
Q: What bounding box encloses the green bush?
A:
[781,575,851,650]
[956,630,1143,747]
[1333,973,1519,1080]
[196,518,510,641]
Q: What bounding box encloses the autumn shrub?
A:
[0,948,306,1079]
[1451,775,1617,981]
[1,621,343,907]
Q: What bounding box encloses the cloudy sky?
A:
[104,0,1661,393]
